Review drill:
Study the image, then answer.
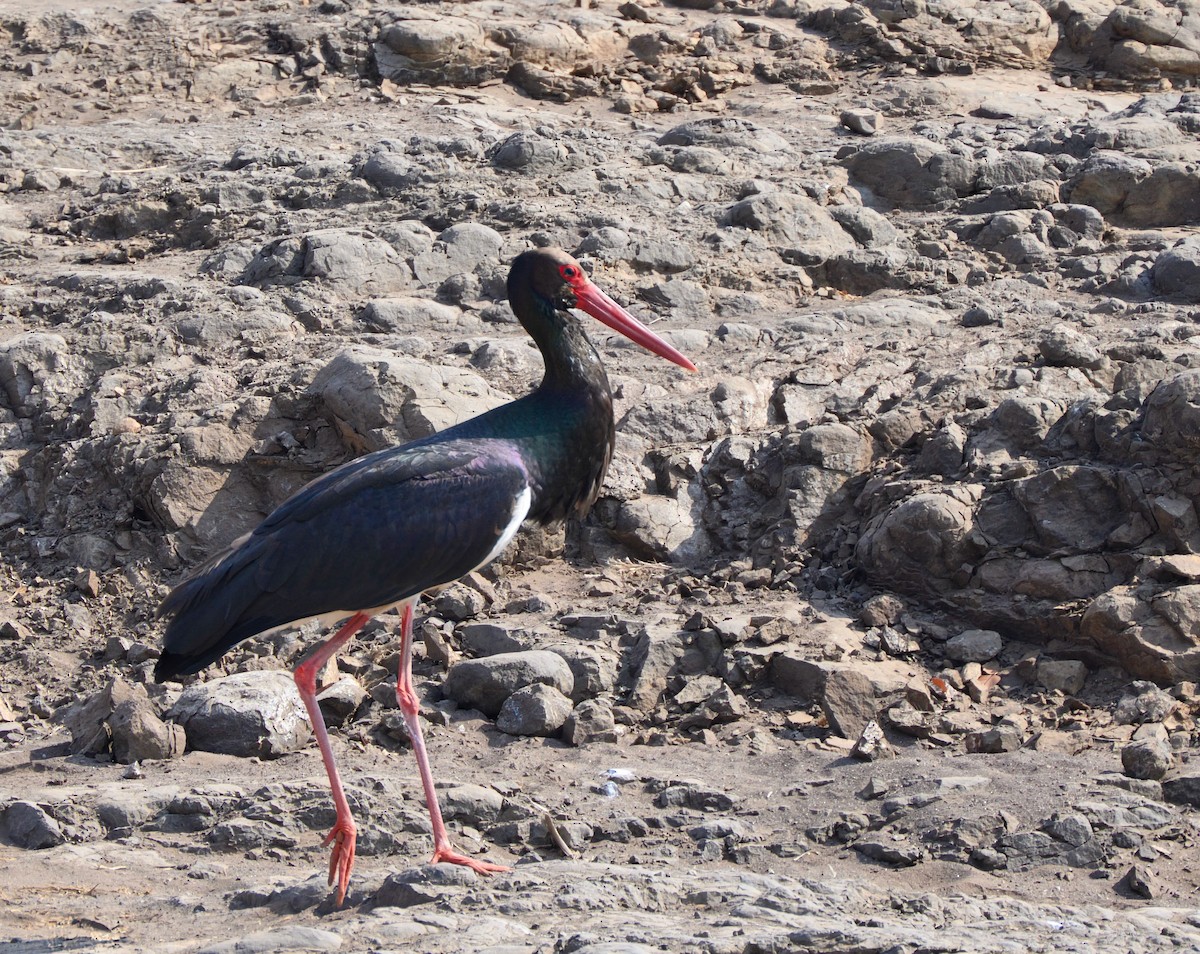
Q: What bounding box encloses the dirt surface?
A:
[3,1,1200,952]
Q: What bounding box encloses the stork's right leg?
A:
[294,611,370,906]
[394,600,510,875]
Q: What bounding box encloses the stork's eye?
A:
[559,264,581,282]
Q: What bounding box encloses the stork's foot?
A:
[431,843,511,875]
[323,818,358,905]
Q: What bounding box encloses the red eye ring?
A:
[559,264,581,282]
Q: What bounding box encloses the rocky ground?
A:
[3,0,1200,951]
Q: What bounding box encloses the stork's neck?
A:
[517,317,616,524]
[536,311,611,393]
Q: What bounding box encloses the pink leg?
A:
[294,611,370,906]
[395,600,510,875]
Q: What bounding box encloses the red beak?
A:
[572,281,697,372]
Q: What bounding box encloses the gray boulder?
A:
[643,278,705,319]
[1063,152,1152,216]
[110,694,186,763]
[240,229,414,295]
[828,205,898,246]
[1037,659,1088,695]
[358,150,419,192]
[625,624,722,713]
[678,684,748,730]
[577,227,632,262]
[1123,163,1200,228]
[840,108,878,135]
[1151,236,1200,301]
[58,676,182,762]
[1162,772,1200,809]
[375,15,501,85]
[657,117,789,152]
[59,677,143,756]
[820,668,877,740]
[555,645,617,701]
[1081,587,1200,684]
[489,131,569,174]
[0,332,81,416]
[1122,738,1172,780]
[412,222,503,286]
[439,783,505,825]
[842,138,976,209]
[944,629,1002,663]
[458,622,526,657]
[442,650,574,717]
[1103,24,1200,84]
[633,239,695,274]
[1038,323,1104,369]
[305,229,413,295]
[611,492,711,565]
[1114,680,1178,725]
[316,677,368,726]
[821,246,923,294]
[1011,466,1128,553]
[1141,370,1200,466]
[496,683,574,737]
[170,671,311,759]
[358,296,462,334]
[667,146,733,174]
[95,788,179,831]
[310,347,508,452]
[856,492,985,596]
[563,697,618,745]
[379,16,484,61]
[1,801,64,850]
[722,192,854,260]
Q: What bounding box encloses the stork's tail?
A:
[154,536,279,682]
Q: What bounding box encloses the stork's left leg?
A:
[294,611,370,906]
[395,599,510,874]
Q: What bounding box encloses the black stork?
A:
[154,247,696,905]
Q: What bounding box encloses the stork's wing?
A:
[155,439,530,679]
